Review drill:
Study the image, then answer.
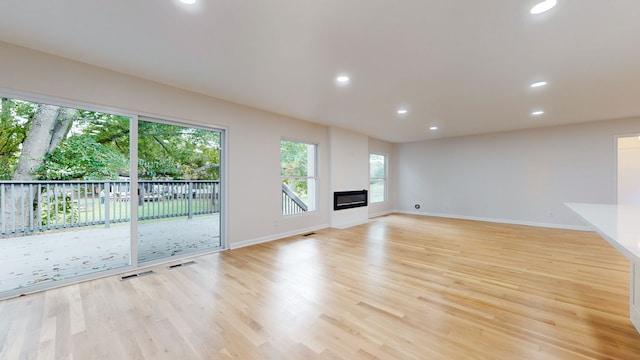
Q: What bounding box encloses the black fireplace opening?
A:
[334,190,368,211]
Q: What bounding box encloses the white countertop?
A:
[566,203,640,262]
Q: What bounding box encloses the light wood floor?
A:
[1,214,639,359]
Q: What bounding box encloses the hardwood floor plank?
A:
[1,214,640,359]
[1,299,29,359]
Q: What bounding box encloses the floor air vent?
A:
[119,270,155,281]
[167,260,197,269]
[303,232,316,237]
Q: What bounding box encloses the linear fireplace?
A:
[333,190,368,211]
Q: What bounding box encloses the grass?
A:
[68,196,218,225]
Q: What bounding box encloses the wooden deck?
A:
[0,215,220,295]
[1,214,639,359]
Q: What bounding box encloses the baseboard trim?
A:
[229,211,592,250]
[330,219,371,230]
[632,262,640,334]
[632,303,640,335]
[229,224,330,250]
[394,209,592,231]
[368,209,394,219]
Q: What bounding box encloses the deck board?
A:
[0,216,220,293]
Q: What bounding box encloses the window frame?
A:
[280,138,318,216]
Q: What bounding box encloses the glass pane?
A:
[0,98,131,296]
[370,179,385,203]
[137,120,222,263]
[281,140,313,177]
[282,178,316,214]
[370,154,385,178]
[281,139,316,216]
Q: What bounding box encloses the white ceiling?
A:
[1,0,639,143]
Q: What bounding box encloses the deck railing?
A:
[282,183,308,215]
[0,180,220,235]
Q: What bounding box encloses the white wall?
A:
[396,118,640,228]
[329,127,369,228]
[0,41,330,248]
[368,137,396,218]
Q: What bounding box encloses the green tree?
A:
[1,99,221,182]
[0,98,35,179]
[137,121,220,180]
[2,99,77,231]
[280,140,312,197]
[1,96,222,234]
[34,136,128,180]
[280,140,309,177]
[13,104,76,181]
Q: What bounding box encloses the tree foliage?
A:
[281,140,314,197]
[14,104,76,180]
[34,136,128,180]
[0,97,221,181]
[1,97,221,233]
[0,98,35,179]
[138,121,220,180]
[281,140,310,177]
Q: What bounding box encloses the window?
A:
[369,153,386,203]
[281,139,316,215]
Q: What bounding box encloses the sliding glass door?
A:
[0,94,225,299]
[0,97,132,296]
[136,118,223,264]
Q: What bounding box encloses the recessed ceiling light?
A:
[336,75,350,84]
[397,109,408,115]
[429,126,438,131]
[530,0,557,15]
[531,110,544,116]
[530,81,547,88]
[180,0,196,4]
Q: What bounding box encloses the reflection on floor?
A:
[0,215,220,293]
